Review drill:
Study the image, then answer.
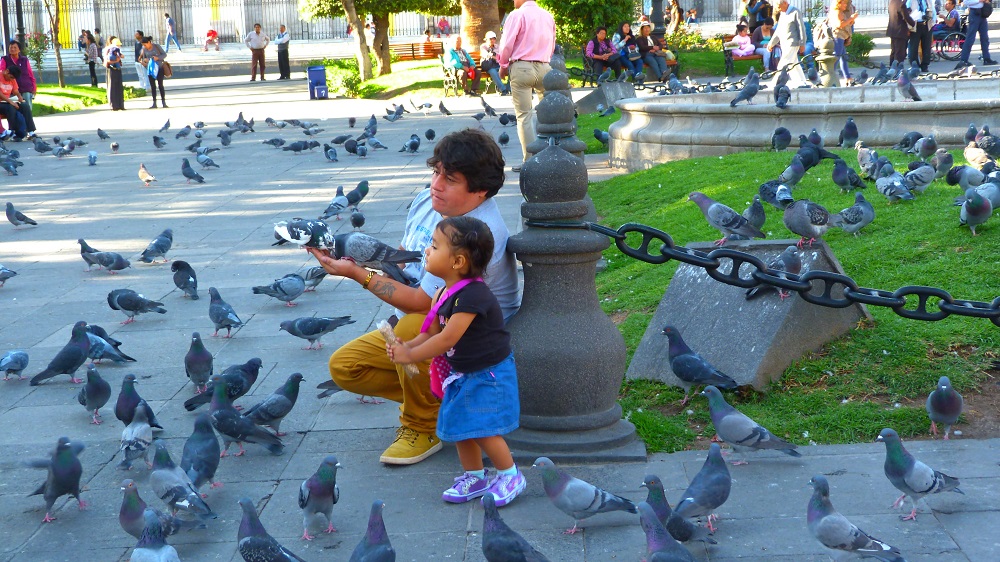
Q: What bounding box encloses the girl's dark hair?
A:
[437,216,494,278]
[616,22,632,40]
[6,65,21,79]
[736,24,748,33]
[143,36,153,43]
[762,17,774,26]
[426,128,505,198]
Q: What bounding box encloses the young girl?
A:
[731,25,757,57]
[387,216,523,507]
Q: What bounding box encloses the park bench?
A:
[390,42,444,61]
[722,33,764,76]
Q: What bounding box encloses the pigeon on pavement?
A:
[238,497,307,561]
[139,163,157,186]
[171,260,198,299]
[30,320,91,385]
[299,266,328,292]
[533,456,637,534]
[1,349,28,380]
[128,510,182,562]
[181,158,205,183]
[26,437,86,523]
[252,274,306,306]
[730,76,759,106]
[807,475,906,562]
[87,330,136,364]
[674,443,732,531]
[280,316,356,350]
[6,201,37,227]
[831,192,876,236]
[660,325,738,404]
[120,479,190,540]
[196,153,219,168]
[118,400,154,470]
[876,428,963,521]
[180,413,222,492]
[149,440,216,520]
[351,210,366,230]
[183,357,262,411]
[350,499,395,562]
[744,245,802,300]
[637,502,697,562]
[926,376,963,440]
[90,251,132,273]
[481,493,550,561]
[701,385,800,464]
[299,455,341,540]
[139,229,173,263]
[77,364,112,423]
[641,474,715,545]
[209,374,284,456]
[184,332,213,394]
[159,119,170,132]
[783,198,839,248]
[108,289,167,324]
[208,287,243,338]
[152,136,167,149]
[242,372,303,436]
[774,84,791,109]
[688,191,765,245]
[115,374,164,429]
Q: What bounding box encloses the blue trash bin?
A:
[308,66,328,99]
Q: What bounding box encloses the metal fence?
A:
[635,0,888,24]
[8,0,462,47]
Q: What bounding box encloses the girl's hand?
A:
[387,342,413,364]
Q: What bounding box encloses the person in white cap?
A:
[480,31,510,95]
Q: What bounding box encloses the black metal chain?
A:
[524,220,1000,326]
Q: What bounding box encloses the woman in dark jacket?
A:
[586,26,623,79]
[104,36,125,111]
[84,31,100,87]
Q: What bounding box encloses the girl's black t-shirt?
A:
[436,281,512,373]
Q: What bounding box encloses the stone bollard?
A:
[505,69,645,462]
[526,70,587,161]
[813,30,841,88]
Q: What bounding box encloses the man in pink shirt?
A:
[497,0,555,171]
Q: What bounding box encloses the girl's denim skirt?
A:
[436,352,519,442]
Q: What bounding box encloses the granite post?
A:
[651,0,666,40]
[505,69,645,462]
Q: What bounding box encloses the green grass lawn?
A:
[591,147,1000,453]
[33,84,145,115]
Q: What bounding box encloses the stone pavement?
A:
[1,77,998,562]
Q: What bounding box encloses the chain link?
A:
[523,220,1000,324]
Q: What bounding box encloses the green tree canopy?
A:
[537,0,634,50]
[299,0,460,19]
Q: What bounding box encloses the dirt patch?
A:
[952,367,1000,440]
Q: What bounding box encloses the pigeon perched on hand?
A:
[533,456,637,534]
[115,374,164,429]
[118,400,154,470]
[238,498,307,561]
[242,372,303,436]
[876,428,963,521]
[139,229,173,263]
[637,502,697,562]
[149,440,217,521]
[26,437,86,523]
[30,321,90,386]
[688,191,765,245]
[299,455,341,540]
[1,349,28,380]
[252,273,306,307]
[807,475,906,562]
[481,493,550,562]
[641,474,715,545]
[180,413,221,492]
[926,376,963,440]
[5,201,37,227]
[674,442,732,531]
[208,287,243,338]
[280,316,356,350]
[701,385,801,464]
[661,325,738,404]
[108,289,167,324]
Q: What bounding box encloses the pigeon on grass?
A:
[660,325,738,404]
[688,191,765,245]
[926,376,963,440]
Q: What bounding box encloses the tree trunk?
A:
[461,0,500,51]
[341,0,372,80]
[42,0,65,87]
[371,13,391,76]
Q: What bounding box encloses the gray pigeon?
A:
[76,364,111,423]
[838,117,859,148]
[159,119,170,133]
[279,313,354,347]
[960,187,992,235]
[6,201,37,227]
[181,158,205,184]
[701,385,801,464]
[209,374,284,456]
[729,77,759,106]
[299,455,341,540]
[186,139,202,153]
[180,413,221,491]
[783,198,839,248]
[139,163,157,186]
[688,191,765,245]
[832,158,865,193]
[674,443,732,531]
[876,428,963,521]
[120,480,191,541]
[139,229,173,263]
[892,131,923,152]
[533,456,637,534]
[319,185,350,220]
[183,358,262,411]
[400,136,420,153]
[321,232,422,285]
[641,474,715,545]
[299,266,328,292]
[108,289,166,324]
[87,151,98,165]
[912,134,937,160]
[637,502,697,562]
[263,138,286,148]
[118,400,154,470]
[771,127,791,151]
[196,153,219,168]
[856,141,877,178]
[350,499,395,562]
[807,475,906,562]
[946,164,985,191]
[238,497,307,562]
[498,131,510,147]
[218,130,232,146]
[149,440,217,520]
[87,332,136,363]
[30,320,91,385]
[876,163,915,202]
[356,144,368,158]
[91,251,132,274]
[242,372,303,436]
[832,192,876,236]
[351,210,365,230]
[1,349,28,380]
[778,154,806,186]
[184,332,213,393]
[759,180,794,210]
[903,163,935,194]
[97,128,110,140]
[129,509,182,562]
[592,129,608,146]
[152,136,167,149]
[926,376,963,440]
[425,128,436,141]
[660,325,738,404]
[744,245,802,300]
[897,71,921,101]
[26,437,86,523]
[954,181,1000,210]
[482,493,550,562]
[773,84,791,108]
[171,260,198,299]
[115,374,164,429]
[323,143,338,161]
[209,287,243,338]
[742,194,765,231]
[175,125,192,139]
[252,273,306,306]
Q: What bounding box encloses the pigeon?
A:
[30,321,91,385]
[331,134,351,145]
[75,364,112,423]
[964,123,979,144]
[595,103,616,117]
[87,331,137,363]
[138,163,157,186]
[498,113,513,127]
[954,181,1000,210]
[194,129,205,139]
[965,141,995,171]
[351,210,366,230]
[86,324,128,354]
[181,158,205,184]
[832,192,876,236]
[532,456,637,534]
[170,260,198,300]
[481,494,550,562]
[593,129,609,146]
[771,127,791,151]
[299,266,328,292]
[158,119,170,133]
[242,373,303,436]
[87,150,98,165]
[0,263,16,286]
[778,154,806,186]
[807,128,823,149]
[184,332,213,394]
[807,475,906,562]
[185,140,202,153]
[152,136,167,149]
[280,316,356,350]
[196,153,219,168]
[208,287,243,338]
[180,413,222,492]
[26,437,86,523]
[960,187,992,235]
[319,185,350,220]
[1,349,28,380]
[701,385,800,464]
[263,138,286,148]
[660,325,738,404]
[33,139,53,153]
[139,229,173,263]
[806,65,820,85]
[350,500,395,562]
[759,180,794,210]
[688,191,765,245]
[730,77,759,106]
[977,125,1000,157]
[673,442,732,531]
[946,164,985,191]
[904,163,935,194]
[303,126,325,136]
[299,455,341,540]
[912,134,937,160]
[120,480,191,540]
[739,194,765,233]
[838,117,859,148]
[744,245,802,300]
[238,498,306,561]
[175,125,192,139]
[773,84,791,108]
[498,131,511,147]
[183,357,262,411]
[637,502,697,562]
[332,232,422,285]
[856,141,876,176]
[316,379,345,399]
[400,136,420,153]
[91,251,132,273]
[927,376,963,440]
[876,163,915,202]
[783,198,839,248]
[5,201,36,227]
[252,273,306,307]
[323,143,338,161]
[641,474,715,545]
[118,400,154,470]
[97,128,110,140]
[149,441,217,520]
[1,158,19,176]
[832,158,865,193]
[424,128,436,142]
[892,131,923,152]
[343,138,358,155]
[108,289,167,324]
[345,180,369,207]
[115,374,164,429]
[356,144,368,158]
[876,428,963,521]
[128,510,182,562]
[796,135,839,169]
[218,130,232,146]
[210,373,284,456]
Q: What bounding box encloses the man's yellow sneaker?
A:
[379,427,442,465]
